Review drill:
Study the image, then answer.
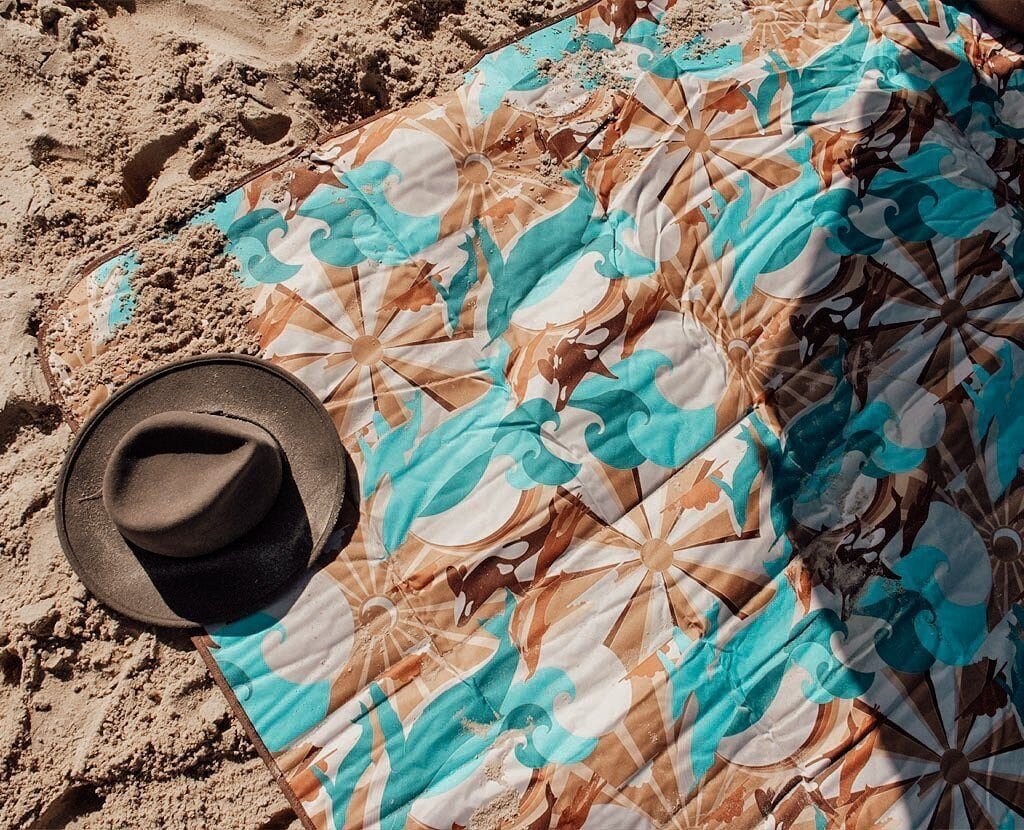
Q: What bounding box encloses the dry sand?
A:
[0,0,568,826]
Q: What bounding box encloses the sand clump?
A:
[0,0,575,826]
[526,0,746,99]
[51,223,261,417]
[467,788,520,830]
[657,0,745,58]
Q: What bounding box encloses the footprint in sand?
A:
[120,124,199,206]
[103,0,314,69]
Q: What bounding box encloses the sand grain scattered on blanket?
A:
[535,29,636,95]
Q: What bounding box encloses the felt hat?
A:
[55,354,347,628]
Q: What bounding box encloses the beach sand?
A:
[0,0,567,826]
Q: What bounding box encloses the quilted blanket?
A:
[41,0,1024,827]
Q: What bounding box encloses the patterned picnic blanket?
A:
[42,0,1024,827]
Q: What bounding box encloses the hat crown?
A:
[101,410,283,558]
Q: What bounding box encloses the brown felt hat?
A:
[56,354,347,628]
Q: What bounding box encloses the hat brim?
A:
[56,354,348,628]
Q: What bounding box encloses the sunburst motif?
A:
[538,456,771,669]
[400,90,578,239]
[612,72,799,220]
[318,516,506,712]
[943,466,1024,627]
[863,233,1024,397]
[257,261,491,437]
[744,0,834,65]
[816,663,1024,828]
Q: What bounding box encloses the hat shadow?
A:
[134,449,362,629]
[129,452,317,625]
[315,451,362,566]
